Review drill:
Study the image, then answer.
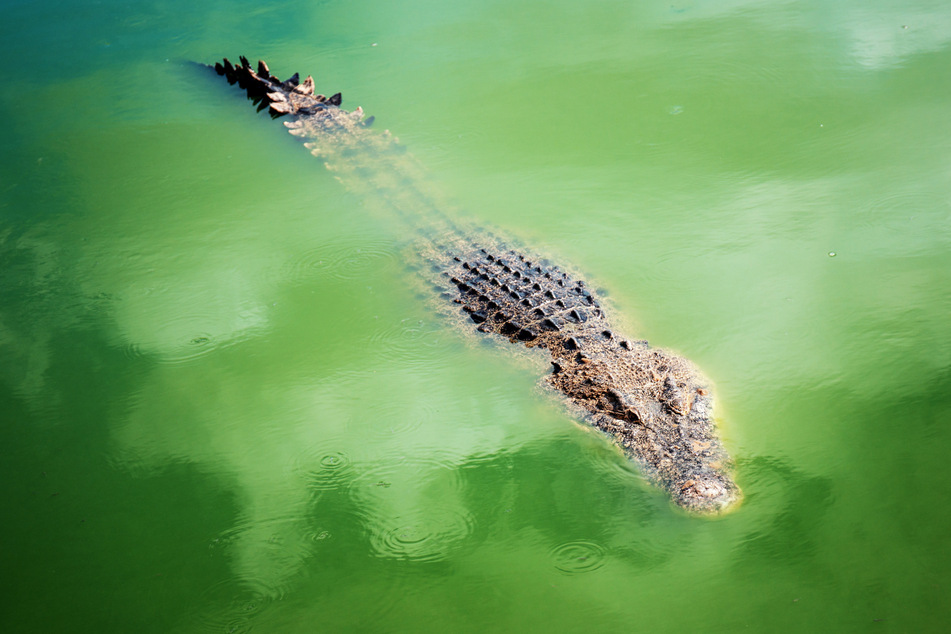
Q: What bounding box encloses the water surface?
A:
[2,0,950,631]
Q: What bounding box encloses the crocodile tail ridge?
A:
[212,56,366,123]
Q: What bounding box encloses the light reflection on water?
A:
[2,0,951,631]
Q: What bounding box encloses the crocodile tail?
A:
[212,56,345,119]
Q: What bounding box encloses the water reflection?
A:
[278,238,401,285]
[0,223,105,416]
[302,451,356,491]
[367,507,476,563]
[4,1,950,630]
[0,211,902,630]
[110,335,519,593]
[110,332,773,596]
[4,206,830,596]
[654,0,951,71]
[191,578,275,634]
[731,456,834,567]
[839,3,951,69]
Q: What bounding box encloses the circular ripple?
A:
[328,244,398,281]
[279,239,400,286]
[155,331,222,365]
[119,330,223,365]
[377,390,444,437]
[121,340,146,361]
[366,318,446,365]
[207,513,325,601]
[367,508,475,563]
[320,453,346,469]
[862,190,946,233]
[347,455,467,505]
[549,540,607,574]
[192,578,273,634]
[305,451,355,491]
[308,530,332,542]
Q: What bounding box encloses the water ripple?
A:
[366,317,447,366]
[192,578,273,634]
[586,440,641,487]
[302,451,356,491]
[345,455,474,563]
[347,455,467,504]
[120,329,224,365]
[549,540,607,574]
[121,340,146,360]
[367,508,476,563]
[207,514,319,599]
[279,239,400,286]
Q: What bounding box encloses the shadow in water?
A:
[730,455,835,569]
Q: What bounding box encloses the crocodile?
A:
[209,56,742,514]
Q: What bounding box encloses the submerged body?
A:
[210,57,741,514]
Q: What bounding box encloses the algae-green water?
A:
[2,0,950,631]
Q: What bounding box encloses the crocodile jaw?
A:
[675,472,743,515]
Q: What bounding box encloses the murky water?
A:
[2,0,950,631]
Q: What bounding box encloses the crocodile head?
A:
[673,468,742,515]
[656,378,742,515]
[559,349,742,515]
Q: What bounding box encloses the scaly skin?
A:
[210,57,742,514]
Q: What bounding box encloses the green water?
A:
[2,0,950,631]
